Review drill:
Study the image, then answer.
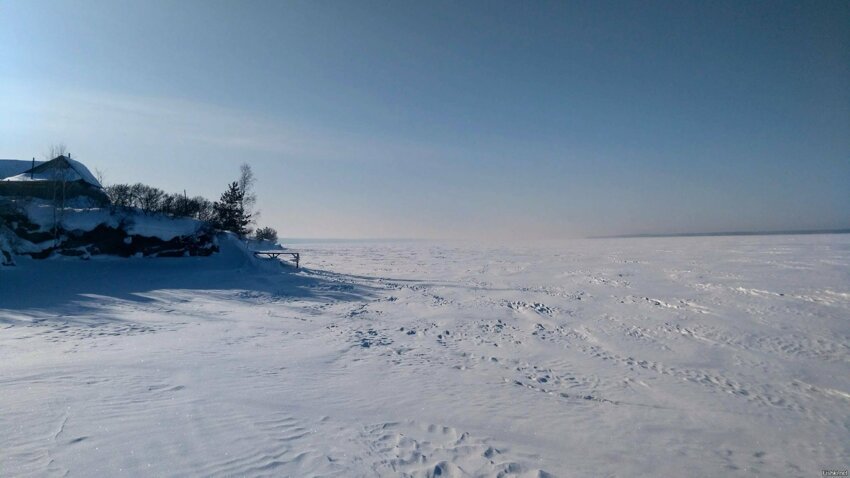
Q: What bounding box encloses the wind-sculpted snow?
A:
[1,235,848,476]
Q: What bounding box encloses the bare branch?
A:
[45,143,68,160]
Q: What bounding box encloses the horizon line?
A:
[592,228,850,239]
[281,228,850,243]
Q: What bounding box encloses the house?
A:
[0,155,109,206]
[0,159,43,179]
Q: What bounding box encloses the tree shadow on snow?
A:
[0,255,379,326]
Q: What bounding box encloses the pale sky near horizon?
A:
[1,0,848,239]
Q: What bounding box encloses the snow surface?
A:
[1,234,848,476]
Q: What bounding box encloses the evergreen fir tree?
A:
[213,182,252,236]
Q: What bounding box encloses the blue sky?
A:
[1,0,848,238]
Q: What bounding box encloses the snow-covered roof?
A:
[2,156,102,189]
[65,157,102,188]
[0,159,43,180]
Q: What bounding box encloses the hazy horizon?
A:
[2,0,848,239]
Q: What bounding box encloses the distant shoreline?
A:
[593,229,850,239]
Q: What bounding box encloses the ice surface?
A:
[1,234,848,476]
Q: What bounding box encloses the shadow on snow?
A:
[0,255,379,326]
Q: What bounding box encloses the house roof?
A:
[0,159,44,180]
[2,155,102,189]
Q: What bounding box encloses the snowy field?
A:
[1,234,848,477]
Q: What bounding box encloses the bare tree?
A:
[45,143,69,245]
[130,183,165,214]
[105,184,133,210]
[193,196,214,222]
[45,143,68,161]
[238,163,258,233]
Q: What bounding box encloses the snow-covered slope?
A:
[1,234,848,476]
